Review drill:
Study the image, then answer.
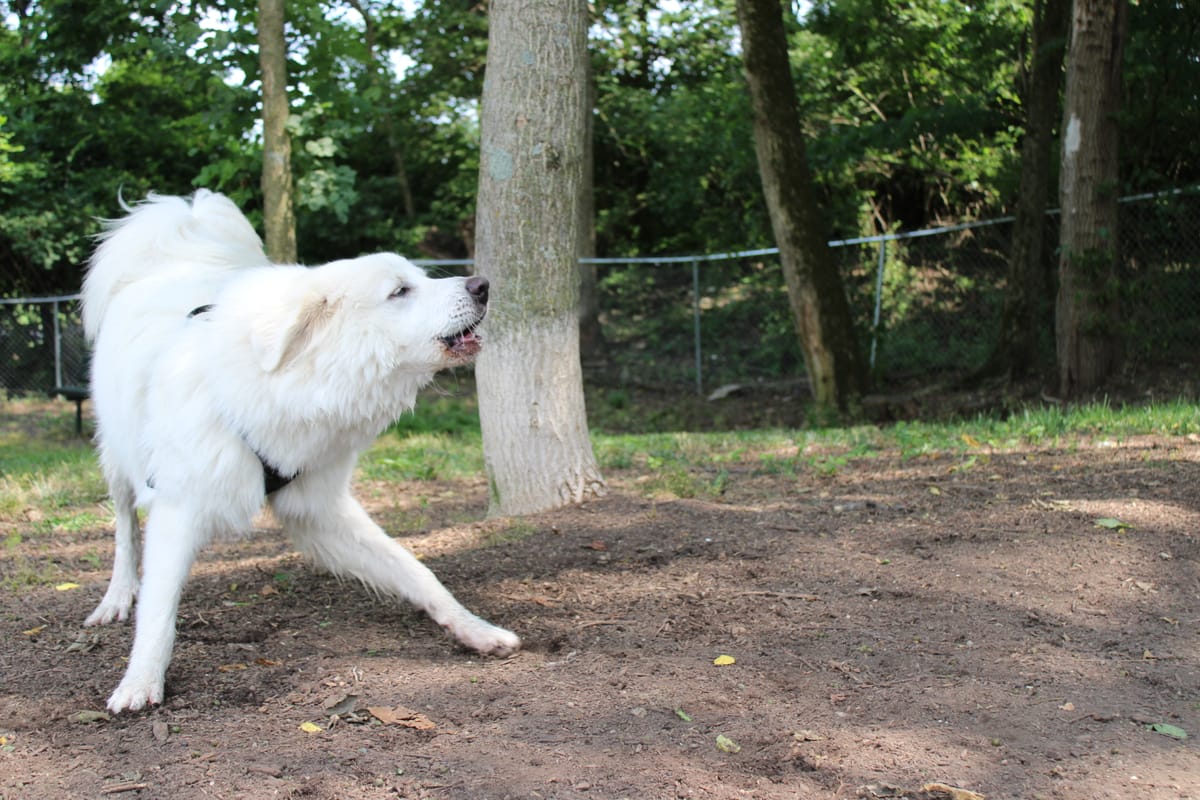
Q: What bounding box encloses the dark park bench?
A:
[52,385,89,435]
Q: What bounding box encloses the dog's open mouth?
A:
[440,324,483,359]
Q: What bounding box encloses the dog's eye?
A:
[389,285,410,300]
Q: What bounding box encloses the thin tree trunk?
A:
[346,0,416,218]
[735,0,867,415]
[974,0,1069,384]
[258,0,296,263]
[577,64,606,364]
[474,0,605,517]
[1056,0,1127,398]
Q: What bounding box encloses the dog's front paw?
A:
[84,593,134,627]
[107,677,164,714]
[445,616,521,657]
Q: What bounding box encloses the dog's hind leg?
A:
[106,501,203,713]
[85,480,141,626]
[280,494,521,657]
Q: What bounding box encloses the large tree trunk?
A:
[735,0,867,415]
[974,0,1069,384]
[1056,0,1127,398]
[258,0,296,263]
[474,0,605,517]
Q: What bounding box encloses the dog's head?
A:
[248,254,489,377]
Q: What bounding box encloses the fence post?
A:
[52,299,63,388]
[869,240,886,371]
[692,260,702,396]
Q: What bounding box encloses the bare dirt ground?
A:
[1,403,1198,800]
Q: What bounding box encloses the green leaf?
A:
[1094,517,1133,531]
[715,734,741,753]
[1147,723,1188,740]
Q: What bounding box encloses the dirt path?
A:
[2,435,1198,799]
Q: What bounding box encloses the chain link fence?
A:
[0,294,88,395]
[590,188,1200,393]
[2,189,1197,404]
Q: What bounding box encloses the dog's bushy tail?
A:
[82,190,270,342]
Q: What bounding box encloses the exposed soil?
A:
[1,402,1198,800]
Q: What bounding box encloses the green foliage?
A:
[798,0,1027,228]
[0,0,1196,407]
[592,0,768,256]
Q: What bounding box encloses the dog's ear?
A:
[251,293,331,372]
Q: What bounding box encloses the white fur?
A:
[82,190,519,714]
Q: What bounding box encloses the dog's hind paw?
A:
[107,678,163,714]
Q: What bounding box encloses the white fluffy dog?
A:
[81,190,520,714]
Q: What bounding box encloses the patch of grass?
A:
[586,400,1200,494]
[877,399,1200,458]
[1,556,65,591]
[0,432,106,518]
[485,520,538,546]
[387,387,481,437]
[359,431,484,482]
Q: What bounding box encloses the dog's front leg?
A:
[106,502,202,713]
[281,495,520,656]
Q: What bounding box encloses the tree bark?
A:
[735,0,867,415]
[474,0,605,517]
[258,0,297,263]
[973,0,1069,384]
[1056,0,1127,398]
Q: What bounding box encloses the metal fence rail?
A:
[2,188,1197,401]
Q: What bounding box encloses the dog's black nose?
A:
[466,276,489,306]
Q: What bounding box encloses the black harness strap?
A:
[262,460,297,494]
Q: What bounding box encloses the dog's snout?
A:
[466,276,489,306]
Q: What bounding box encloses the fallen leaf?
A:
[793,730,825,742]
[22,626,45,636]
[1059,702,1075,712]
[63,632,100,653]
[1146,722,1188,740]
[254,658,282,667]
[674,708,693,722]
[961,433,982,448]
[928,486,942,496]
[715,734,741,753]
[582,541,608,551]
[298,721,322,733]
[54,582,80,591]
[69,710,110,724]
[367,706,436,730]
[712,654,736,666]
[323,693,359,716]
[151,721,170,742]
[1094,517,1132,531]
[217,663,248,672]
[921,783,985,800]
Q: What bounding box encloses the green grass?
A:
[0,432,106,517]
[4,396,1199,519]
